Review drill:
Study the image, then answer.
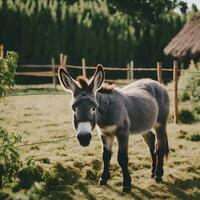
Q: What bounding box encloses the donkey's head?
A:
[58,65,104,147]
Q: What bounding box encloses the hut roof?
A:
[164,12,200,59]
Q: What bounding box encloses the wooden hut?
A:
[164,12,200,62]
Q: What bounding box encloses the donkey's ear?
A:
[89,64,105,92]
[58,67,79,94]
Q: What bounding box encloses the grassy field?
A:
[0,84,200,200]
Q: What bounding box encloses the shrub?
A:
[179,109,196,124]
[0,51,18,98]
[184,75,200,102]
[190,134,200,142]
[17,158,44,189]
[0,127,22,187]
[180,91,190,102]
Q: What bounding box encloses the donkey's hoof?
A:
[122,185,131,193]
[155,176,162,182]
[99,178,107,185]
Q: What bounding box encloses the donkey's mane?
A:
[76,76,115,94]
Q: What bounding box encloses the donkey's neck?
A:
[95,90,117,127]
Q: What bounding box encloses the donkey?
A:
[58,65,169,192]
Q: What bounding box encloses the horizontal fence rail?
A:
[13,54,200,124]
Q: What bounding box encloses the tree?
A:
[106,0,188,24]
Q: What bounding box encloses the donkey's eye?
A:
[91,107,96,112]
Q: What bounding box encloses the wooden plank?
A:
[18,65,52,68]
[15,72,54,77]
[173,61,179,124]
[127,63,130,80]
[157,62,162,83]
[18,64,176,72]
[82,58,86,77]
[51,57,57,89]
[130,61,134,80]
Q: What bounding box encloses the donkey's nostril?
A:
[77,133,92,146]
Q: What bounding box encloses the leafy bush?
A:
[179,109,196,124]
[0,51,18,98]
[183,73,200,102]
[180,91,190,101]
[17,158,44,189]
[0,127,22,187]
[190,134,200,142]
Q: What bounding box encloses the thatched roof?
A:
[164,12,200,59]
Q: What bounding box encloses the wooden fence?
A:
[14,54,184,123]
[0,48,198,124]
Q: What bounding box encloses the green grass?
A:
[0,86,200,199]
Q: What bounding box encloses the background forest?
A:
[0,0,198,68]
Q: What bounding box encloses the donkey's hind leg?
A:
[154,123,169,182]
[142,131,156,178]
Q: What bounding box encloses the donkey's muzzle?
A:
[77,132,92,147]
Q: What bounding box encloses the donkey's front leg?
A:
[116,129,131,192]
[99,134,114,185]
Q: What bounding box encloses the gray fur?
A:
[58,66,170,192]
[97,78,169,135]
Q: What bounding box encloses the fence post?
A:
[127,63,130,80]
[130,61,134,80]
[82,58,86,77]
[157,62,162,83]
[173,61,179,124]
[51,57,57,90]
[0,44,4,58]
[60,53,64,66]
[63,54,67,69]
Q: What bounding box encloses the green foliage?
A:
[17,158,44,189]
[190,134,200,142]
[106,0,188,23]
[179,109,196,124]
[0,51,18,98]
[0,127,22,187]
[188,78,200,102]
[180,91,190,101]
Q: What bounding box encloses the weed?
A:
[85,169,97,181]
[177,130,188,139]
[91,159,101,171]
[179,109,196,124]
[190,134,200,142]
[180,91,190,102]
[17,158,44,189]
[0,127,22,187]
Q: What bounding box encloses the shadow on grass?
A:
[106,184,153,200]
[163,176,200,200]
[44,163,96,200]
[106,173,200,200]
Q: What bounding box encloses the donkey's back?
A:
[121,79,169,134]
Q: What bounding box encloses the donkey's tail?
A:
[155,128,170,161]
[163,132,169,161]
